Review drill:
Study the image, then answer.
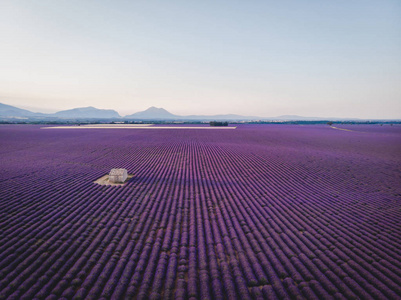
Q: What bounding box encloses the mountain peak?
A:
[0,102,44,117]
[125,107,176,119]
[54,106,120,118]
[145,106,168,112]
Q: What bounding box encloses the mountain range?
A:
[0,102,390,122]
[53,107,120,119]
[125,107,264,121]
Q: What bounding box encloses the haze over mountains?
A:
[0,102,395,122]
[125,107,264,121]
[53,107,120,119]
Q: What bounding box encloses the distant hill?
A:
[182,113,261,121]
[53,106,121,119]
[274,115,365,121]
[274,115,326,121]
[0,103,45,118]
[0,103,120,120]
[124,108,347,121]
[122,109,372,122]
[124,109,327,121]
[124,107,261,121]
[1,102,395,122]
[125,106,177,119]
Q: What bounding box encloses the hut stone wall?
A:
[109,168,128,183]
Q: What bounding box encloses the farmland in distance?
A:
[0,124,400,299]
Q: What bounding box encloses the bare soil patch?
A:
[94,174,134,186]
[43,126,236,129]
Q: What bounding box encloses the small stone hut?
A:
[109,168,128,183]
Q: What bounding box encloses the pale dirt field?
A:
[94,174,135,186]
[80,124,153,127]
[42,126,236,129]
[330,126,358,132]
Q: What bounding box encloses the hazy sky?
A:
[0,0,400,118]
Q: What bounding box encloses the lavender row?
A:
[0,124,400,299]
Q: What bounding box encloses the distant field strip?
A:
[42,126,237,129]
[330,126,356,132]
[81,124,154,127]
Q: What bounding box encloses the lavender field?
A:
[0,124,400,300]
